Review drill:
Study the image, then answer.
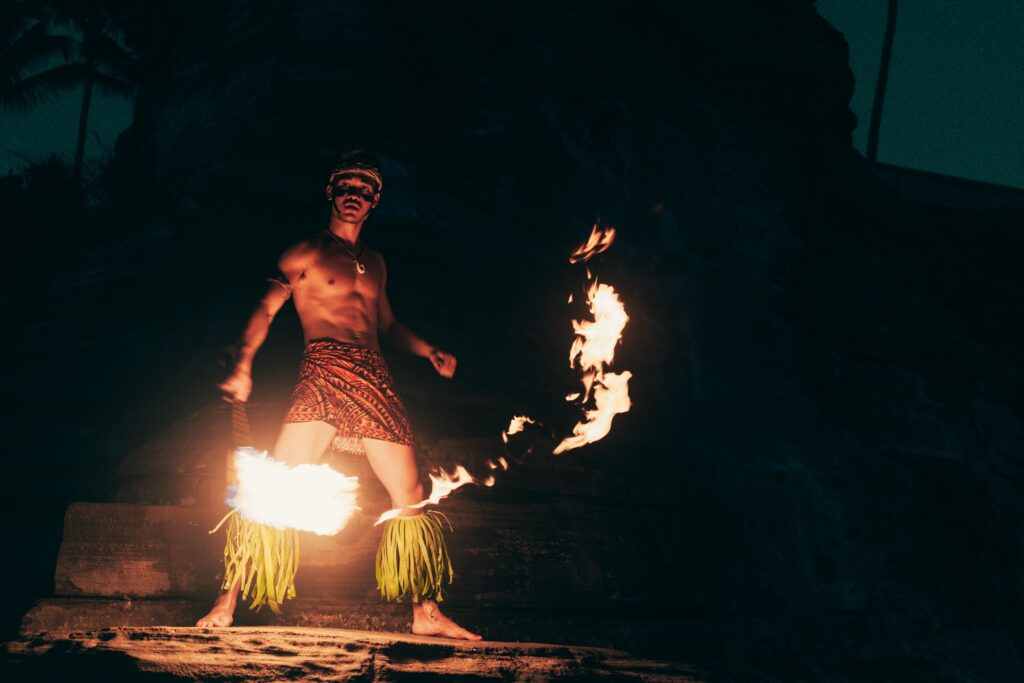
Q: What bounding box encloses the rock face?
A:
[4,626,697,681]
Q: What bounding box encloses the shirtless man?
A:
[196,152,480,640]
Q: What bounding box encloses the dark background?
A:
[3,1,1024,679]
[7,1,1024,189]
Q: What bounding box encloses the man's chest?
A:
[297,253,382,300]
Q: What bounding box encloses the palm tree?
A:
[866,0,898,162]
[0,2,73,110]
[1,1,135,185]
[48,0,135,184]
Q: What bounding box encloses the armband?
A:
[267,269,293,298]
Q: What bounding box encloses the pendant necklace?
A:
[325,230,366,274]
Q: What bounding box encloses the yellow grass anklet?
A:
[375,511,453,603]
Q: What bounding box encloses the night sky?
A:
[817,0,1024,188]
[4,2,1021,188]
[0,86,131,175]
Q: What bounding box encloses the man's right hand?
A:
[218,370,253,403]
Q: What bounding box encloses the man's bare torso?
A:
[279,233,386,350]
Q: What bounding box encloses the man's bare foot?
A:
[196,592,236,628]
[412,600,482,641]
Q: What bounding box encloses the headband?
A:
[328,163,383,193]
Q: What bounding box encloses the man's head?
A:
[326,151,383,225]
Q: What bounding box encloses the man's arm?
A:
[237,280,292,373]
[220,244,308,402]
[377,259,457,378]
[219,280,292,402]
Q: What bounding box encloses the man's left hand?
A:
[429,348,457,378]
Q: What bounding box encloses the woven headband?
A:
[328,163,383,193]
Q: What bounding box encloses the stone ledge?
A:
[20,597,684,655]
[20,597,411,637]
[53,500,644,606]
[3,626,700,682]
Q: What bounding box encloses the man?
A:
[196,152,481,640]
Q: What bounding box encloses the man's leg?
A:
[362,437,482,640]
[196,420,337,627]
[273,420,339,465]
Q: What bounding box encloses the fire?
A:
[374,464,494,525]
[502,415,536,443]
[503,224,631,456]
[228,448,359,535]
[567,282,628,398]
[569,223,617,263]
[556,226,633,453]
[376,223,632,522]
[553,277,631,453]
[553,368,632,454]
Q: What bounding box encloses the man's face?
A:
[326,173,380,223]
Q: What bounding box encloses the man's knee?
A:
[394,482,424,510]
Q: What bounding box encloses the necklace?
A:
[325,230,366,274]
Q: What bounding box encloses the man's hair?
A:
[328,150,383,193]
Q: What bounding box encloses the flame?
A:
[553,277,631,454]
[228,448,359,535]
[506,415,536,436]
[569,223,617,263]
[372,224,631,521]
[553,370,632,454]
[503,415,536,443]
[503,228,632,456]
[566,280,629,404]
[374,464,494,525]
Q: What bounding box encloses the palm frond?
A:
[80,29,133,82]
[0,8,35,50]
[0,60,81,109]
[0,20,71,82]
[0,59,132,111]
[89,66,132,97]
